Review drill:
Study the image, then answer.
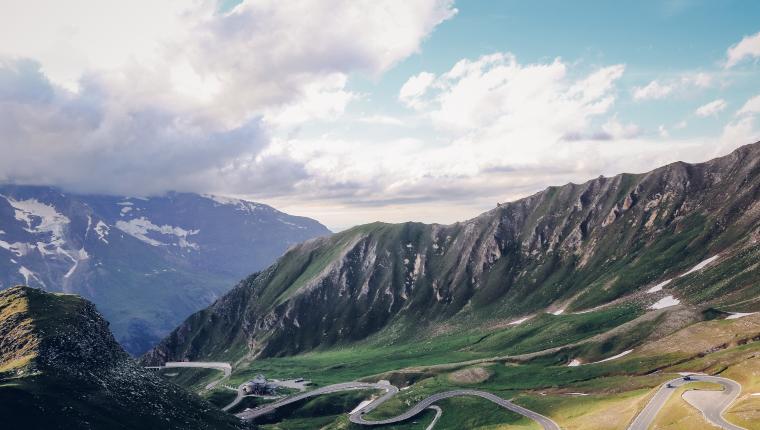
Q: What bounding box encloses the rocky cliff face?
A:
[144,142,760,364]
[0,286,246,430]
[0,188,330,354]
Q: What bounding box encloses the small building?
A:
[242,374,277,395]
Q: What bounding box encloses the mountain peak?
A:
[144,141,760,365]
[0,286,247,429]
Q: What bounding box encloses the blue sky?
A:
[349,0,760,140]
[0,0,758,230]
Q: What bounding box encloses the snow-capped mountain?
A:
[0,185,330,355]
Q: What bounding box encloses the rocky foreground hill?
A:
[0,188,330,354]
[0,286,247,430]
[144,142,760,364]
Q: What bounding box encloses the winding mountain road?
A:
[236,381,560,429]
[146,361,231,390]
[627,375,745,430]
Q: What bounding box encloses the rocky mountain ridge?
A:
[0,187,330,354]
[0,286,246,430]
[144,142,760,365]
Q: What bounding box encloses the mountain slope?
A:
[0,286,247,430]
[143,142,760,365]
[0,188,330,354]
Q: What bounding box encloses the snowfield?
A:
[203,194,265,214]
[650,295,680,310]
[115,217,200,249]
[680,255,719,277]
[647,279,671,293]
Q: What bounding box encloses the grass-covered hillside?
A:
[0,286,247,430]
[144,141,760,366]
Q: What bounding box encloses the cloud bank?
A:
[0,0,456,197]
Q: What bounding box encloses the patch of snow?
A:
[95,221,110,244]
[115,217,199,249]
[6,197,69,249]
[680,255,719,277]
[85,215,92,239]
[116,201,133,206]
[647,279,672,293]
[10,259,17,264]
[552,309,565,315]
[0,229,4,235]
[403,258,410,265]
[19,266,43,286]
[726,312,757,320]
[567,359,581,367]
[203,194,264,213]
[64,248,89,278]
[349,399,374,415]
[591,350,633,364]
[405,243,413,249]
[0,240,33,257]
[277,217,306,229]
[509,316,530,325]
[120,206,132,215]
[650,295,680,310]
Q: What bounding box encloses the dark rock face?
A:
[144,142,760,364]
[0,286,247,430]
[0,189,330,354]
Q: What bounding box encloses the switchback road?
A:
[236,381,560,430]
[627,375,745,430]
[146,361,231,390]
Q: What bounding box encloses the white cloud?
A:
[0,0,195,91]
[725,31,760,68]
[738,94,760,116]
[356,114,405,126]
[602,117,641,139]
[399,72,436,109]
[0,0,456,196]
[695,99,727,117]
[632,72,715,102]
[682,72,712,88]
[405,53,625,135]
[632,80,673,101]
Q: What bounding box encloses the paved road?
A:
[236,381,393,420]
[627,375,745,430]
[147,361,232,390]
[236,381,560,430]
[349,388,560,430]
[222,381,281,412]
[222,382,248,412]
[425,405,442,430]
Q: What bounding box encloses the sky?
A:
[0,1,759,231]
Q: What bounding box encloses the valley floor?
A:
[161,310,760,429]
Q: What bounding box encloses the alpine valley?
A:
[2,142,760,430]
[142,142,760,429]
[0,187,329,354]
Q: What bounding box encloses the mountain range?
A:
[0,187,329,354]
[144,141,760,365]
